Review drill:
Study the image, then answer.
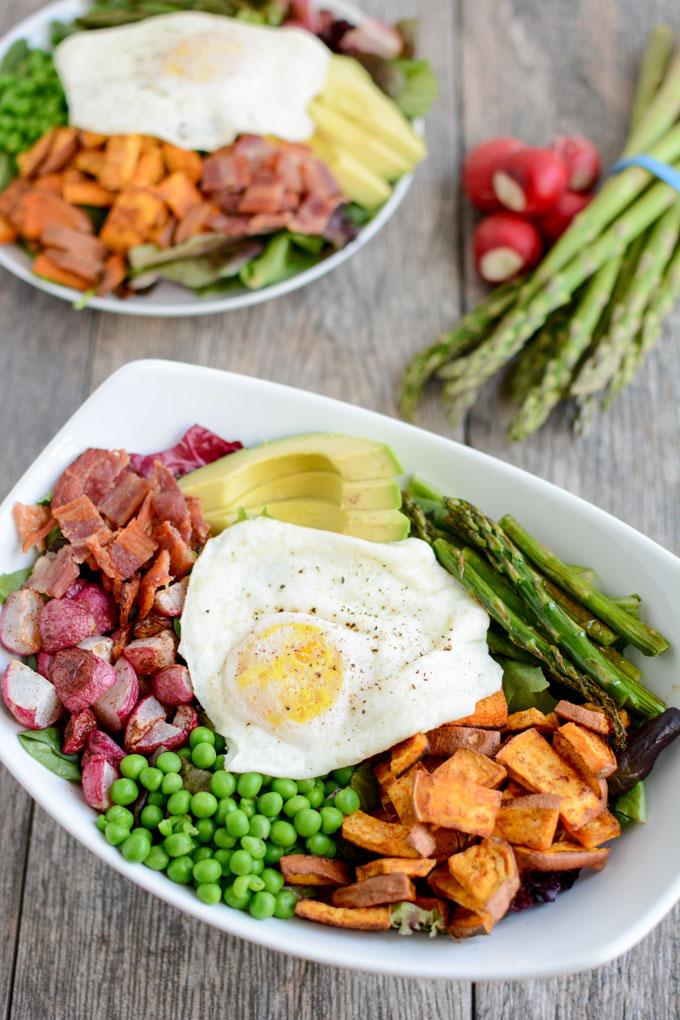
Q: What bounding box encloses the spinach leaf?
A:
[501,659,557,714]
[350,763,381,812]
[18,728,81,782]
[0,567,32,604]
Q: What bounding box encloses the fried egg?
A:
[180,517,502,778]
[54,13,331,152]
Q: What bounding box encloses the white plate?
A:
[0,360,679,979]
[0,0,419,317]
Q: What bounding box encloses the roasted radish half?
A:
[473,214,543,282]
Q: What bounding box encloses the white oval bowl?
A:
[0,360,678,979]
[0,0,419,316]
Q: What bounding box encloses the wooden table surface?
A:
[1,0,679,1017]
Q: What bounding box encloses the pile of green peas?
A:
[96,725,361,921]
[0,41,68,165]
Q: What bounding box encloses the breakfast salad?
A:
[0,1,436,300]
[1,427,679,939]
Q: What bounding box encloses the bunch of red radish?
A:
[464,136,601,283]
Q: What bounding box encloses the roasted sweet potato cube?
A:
[384,763,427,825]
[79,131,108,149]
[34,173,63,195]
[540,711,560,733]
[448,907,494,939]
[294,899,391,931]
[553,722,617,779]
[158,171,203,219]
[279,855,351,886]
[33,253,90,291]
[62,169,115,208]
[496,727,605,830]
[505,708,548,731]
[161,142,204,183]
[446,838,519,922]
[513,841,609,872]
[39,128,80,176]
[415,895,452,928]
[563,809,622,849]
[341,811,422,858]
[355,857,436,882]
[100,188,165,252]
[453,690,508,728]
[434,748,507,789]
[97,254,127,296]
[130,148,166,187]
[412,770,502,837]
[427,827,472,861]
[428,863,472,906]
[390,732,429,776]
[492,793,561,850]
[554,700,611,735]
[22,191,93,241]
[17,129,57,177]
[501,781,527,801]
[332,872,415,908]
[427,723,501,758]
[99,135,144,191]
[74,149,106,178]
[0,214,17,243]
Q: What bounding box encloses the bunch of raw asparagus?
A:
[402,480,670,748]
[399,26,680,439]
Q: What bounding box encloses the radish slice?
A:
[124,694,166,752]
[122,631,176,675]
[81,754,118,811]
[151,664,194,706]
[93,658,139,732]
[1,659,63,729]
[493,147,568,216]
[473,214,543,283]
[39,598,96,653]
[0,589,43,656]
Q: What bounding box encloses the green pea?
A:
[306,833,336,857]
[248,814,271,840]
[214,848,233,875]
[144,845,170,872]
[196,882,221,905]
[211,770,236,799]
[270,820,297,848]
[332,766,355,786]
[216,796,238,825]
[283,795,310,819]
[240,835,266,859]
[257,791,283,817]
[294,808,322,838]
[164,832,194,858]
[296,779,315,794]
[319,806,343,834]
[214,733,226,754]
[191,792,218,818]
[178,746,192,761]
[223,883,252,910]
[306,784,325,809]
[105,805,134,827]
[110,778,139,806]
[104,821,129,847]
[193,858,222,884]
[226,810,250,838]
[140,804,164,830]
[213,754,226,772]
[274,888,298,919]
[161,772,183,796]
[157,751,182,774]
[167,855,194,885]
[335,788,360,815]
[232,875,254,899]
[96,814,107,832]
[230,849,253,875]
[271,778,297,800]
[195,818,216,844]
[189,726,215,748]
[237,772,263,798]
[251,857,264,875]
[139,766,163,792]
[261,868,284,894]
[192,743,216,769]
[120,754,147,780]
[324,779,340,796]
[240,798,256,819]
[167,790,191,816]
[121,830,151,864]
[263,843,284,866]
[213,827,237,849]
[248,890,276,920]
[192,847,213,863]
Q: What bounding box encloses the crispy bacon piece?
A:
[112,575,141,628]
[52,448,130,511]
[185,496,210,550]
[137,550,172,621]
[52,494,112,560]
[154,521,196,578]
[40,224,107,284]
[25,546,79,598]
[109,517,158,579]
[98,470,151,527]
[150,462,191,540]
[12,502,55,553]
[202,149,253,192]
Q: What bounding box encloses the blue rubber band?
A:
[609,154,680,193]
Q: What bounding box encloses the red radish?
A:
[539,189,592,242]
[151,664,194,707]
[124,694,167,752]
[463,138,527,212]
[86,728,125,766]
[133,718,185,754]
[37,652,54,679]
[62,707,97,755]
[122,631,176,675]
[552,134,600,192]
[153,578,189,618]
[81,755,118,812]
[50,646,116,713]
[93,658,139,732]
[78,635,114,663]
[0,589,43,656]
[173,703,197,735]
[493,147,568,215]
[473,214,543,283]
[71,584,117,634]
[1,659,62,729]
[39,598,96,653]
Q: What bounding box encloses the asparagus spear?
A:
[629,24,675,132]
[541,577,618,646]
[622,46,680,156]
[442,498,665,716]
[500,515,670,655]
[433,540,627,746]
[601,644,643,683]
[506,313,569,405]
[487,627,537,664]
[397,278,522,421]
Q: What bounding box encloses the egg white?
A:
[179,517,502,778]
[54,12,331,152]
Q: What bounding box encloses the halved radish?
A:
[1,659,63,729]
[153,578,188,618]
[39,598,96,653]
[462,138,527,212]
[151,664,194,707]
[93,658,138,732]
[493,147,568,215]
[538,189,592,242]
[78,635,114,663]
[81,754,119,811]
[36,652,54,678]
[135,703,198,753]
[50,646,116,713]
[62,707,97,755]
[124,694,166,752]
[552,135,600,192]
[123,631,176,675]
[86,728,125,766]
[473,214,543,283]
[0,589,43,656]
[71,584,117,634]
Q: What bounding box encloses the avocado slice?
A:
[178,432,402,508]
[308,135,392,210]
[235,472,402,512]
[310,99,415,181]
[204,500,410,543]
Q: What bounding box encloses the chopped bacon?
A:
[150,463,191,541]
[109,517,158,579]
[111,574,141,628]
[174,202,219,244]
[186,496,210,550]
[52,494,112,560]
[239,177,287,215]
[52,448,130,511]
[137,549,172,621]
[212,191,243,215]
[130,425,241,479]
[154,520,196,578]
[203,150,252,193]
[41,225,107,284]
[233,134,278,170]
[12,503,55,553]
[133,613,172,639]
[288,193,343,235]
[110,625,130,661]
[273,149,305,193]
[98,470,151,527]
[25,546,79,598]
[301,158,343,201]
[247,212,289,235]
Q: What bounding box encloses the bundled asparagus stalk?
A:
[399,25,680,439]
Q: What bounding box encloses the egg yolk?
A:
[164,34,245,83]
[236,621,343,729]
